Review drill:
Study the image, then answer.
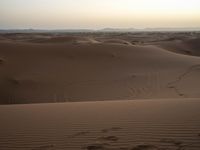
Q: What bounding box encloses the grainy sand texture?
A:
[0,32,200,150]
[0,99,200,150]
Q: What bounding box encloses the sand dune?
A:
[29,36,90,44]
[98,39,132,45]
[0,34,100,44]
[155,38,200,56]
[1,32,200,150]
[0,99,200,150]
[0,32,200,104]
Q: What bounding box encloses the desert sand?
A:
[0,32,200,150]
[0,32,200,104]
[0,99,200,150]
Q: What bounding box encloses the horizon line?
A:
[1,27,200,33]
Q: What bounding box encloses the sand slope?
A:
[0,33,200,150]
[155,38,200,56]
[0,33,200,104]
[0,99,200,150]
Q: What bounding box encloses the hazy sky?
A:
[0,0,200,29]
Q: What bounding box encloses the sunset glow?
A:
[0,0,200,29]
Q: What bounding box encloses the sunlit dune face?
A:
[0,0,200,29]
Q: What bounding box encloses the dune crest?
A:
[0,32,200,104]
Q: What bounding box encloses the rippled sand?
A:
[0,99,200,150]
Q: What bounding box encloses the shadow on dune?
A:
[1,33,200,104]
[155,38,200,56]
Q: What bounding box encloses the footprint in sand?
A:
[32,144,55,150]
[160,138,185,150]
[69,131,90,138]
[101,127,122,133]
[8,78,21,85]
[131,144,158,150]
[83,135,119,149]
[83,143,110,150]
[98,135,119,142]
[0,59,4,64]
[85,145,104,150]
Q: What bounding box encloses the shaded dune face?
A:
[0,34,100,44]
[155,38,200,56]
[28,36,87,43]
[0,33,200,104]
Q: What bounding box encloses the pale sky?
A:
[0,0,200,29]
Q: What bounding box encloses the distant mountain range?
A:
[100,28,199,32]
[0,28,200,33]
[0,29,93,33]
